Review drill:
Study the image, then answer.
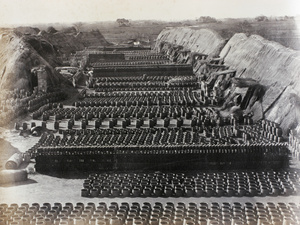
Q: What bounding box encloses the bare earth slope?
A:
[220,33,300,131]
[0,28,109,91]
[0,29,61,91]
[156,27,300,132]
[154,27,226,57]
[39,29,109,55]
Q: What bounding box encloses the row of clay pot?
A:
[46,105,198,120]
[37,128,203,147]
[289,129,300,161]
[95,86,197,92]
[34,140,289,156]
[86,90,196,98]
[94,82,198,89]
[82,171,298,198]
[92,60,170,66]
[95,75,192,83]
[1,202,300,225]
[127,55,167,60]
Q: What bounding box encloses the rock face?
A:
[156,27,300,133]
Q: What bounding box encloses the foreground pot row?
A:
[1,202,300,225]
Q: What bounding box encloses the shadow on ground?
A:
[0,178,37,187]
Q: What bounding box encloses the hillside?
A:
[220,33,300,130]
[38,29,110,55]
[0,27,109,92]
[0,29,62,91]
[155,27,300,133]
[154,27,226,57]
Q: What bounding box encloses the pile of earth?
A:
[155,27,300,133]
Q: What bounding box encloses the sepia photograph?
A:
[0,0,300,224]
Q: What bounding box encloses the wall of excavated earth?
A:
[156,27,300,132]
[220,33,300,132]
[40,30,109,55]
[0,31,61,91]
[0,28,109,92]
[154,27,226,57]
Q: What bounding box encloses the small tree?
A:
[116,18,130,27]
[284,15,294,20]
[73,22,84,32]
[237,20,253,34]
[196,16,218,23]
[255,15,269,22]
[46,26,57,34]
